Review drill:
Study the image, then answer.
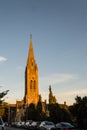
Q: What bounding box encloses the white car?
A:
[39,121,55,130]
[0,116,5,130]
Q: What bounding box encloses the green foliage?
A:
[24,95,87,129]
[27,103,37,120]
[2,107,8,122]
[0,90,9,104]
[26,101,47,121]
[48,103,60,123]
[0,106,4,116]
[27,102,72,123]
[48,103,72,123]
[37,95,42,114]
[0,90,9,121]
[36,100,43,120]
[69,96,87,129]
[60,108,72,122]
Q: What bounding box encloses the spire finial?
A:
[30,34,32,39]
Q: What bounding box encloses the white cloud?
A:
[39,73,87,105]
[55,88,87,105]
[57,88,87,97]
[39,73,79,86]
[39,73,80,104]
[0,56,7,62]
[40,88,87,105]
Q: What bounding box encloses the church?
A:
[8,35,67,123]
[12,35,41,122]
[24,35,39,105]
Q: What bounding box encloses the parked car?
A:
[55,122,78,130]
[25,120,32,129]
[38,121,55,130]
[16,121,22,128]
[4,122,8,126]
[21,121,25,129]
[0,116,5,130]
[28,121,41,130]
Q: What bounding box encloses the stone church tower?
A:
[24,35,39,105]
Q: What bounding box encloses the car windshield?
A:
[56,122,74,128]
[45,121,54,125]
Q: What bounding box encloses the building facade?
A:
[24,35,39,105]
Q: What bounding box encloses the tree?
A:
[36,95,48,121]
[27,103,37,120]
[2,107,8,122]
[60,108,72,122]
[48,103,72,124]
[0,90,9,121]
[0,90,9,104]
[69,96,87,128]
[37,95,42,113]
[36,95,43,120]
[48,103,61,123]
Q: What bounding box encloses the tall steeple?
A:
[24,35,39,105]
[27,34,34,66]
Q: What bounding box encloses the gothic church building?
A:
[24,35,39,105]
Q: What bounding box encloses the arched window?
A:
[30,80,32,89]
[34,80,36,89]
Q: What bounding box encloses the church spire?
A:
[27,34,34,65]
[25,35,39,105]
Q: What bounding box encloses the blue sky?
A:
[0,0,87,105]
